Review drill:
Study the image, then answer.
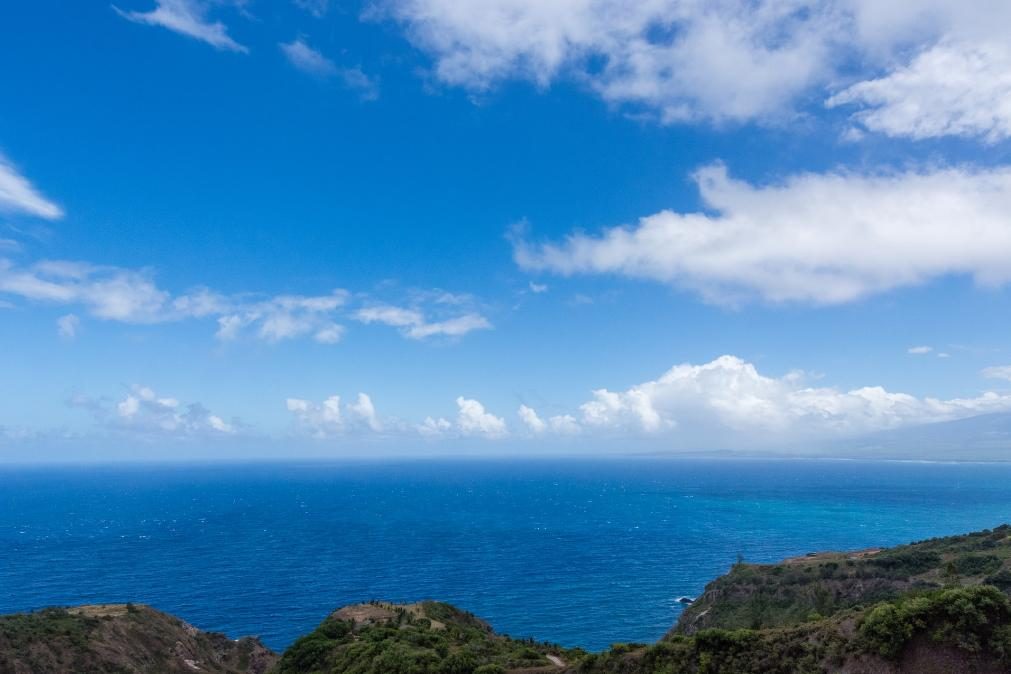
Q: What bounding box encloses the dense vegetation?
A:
[675,524,1011,634]
[0,603,276,674]
[578,585,1011,674]
[274,601,579,674]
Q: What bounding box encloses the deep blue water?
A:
[2,458,1011,652]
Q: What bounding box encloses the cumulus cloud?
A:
[417,356,1011,445]
[347,393,382,431]
[286,395,343,437]
[495,356,1011,446]
[828,40,1011,142]
[56,313,79,340]
[0,154,62,220]
[72,385,236,437]
[355,304,492,339]
[515,163,1011,305]
[114,0,247,53]
[454,397,508,438]
[418,415,453,437]
[982,366,1011,382]
[416,397,508,439]
[374,0,1011,129]
[566,355,1011,443]
[517,404,545,433]
[518,404,580,435]
[286,392,383,437]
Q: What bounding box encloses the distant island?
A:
[3,525,1010,673]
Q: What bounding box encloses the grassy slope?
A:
[0,603,277,674]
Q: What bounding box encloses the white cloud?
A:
[355,304,492,339]
[375,1,1011,133]
[286,395,343,437]
[0,259,173,322]
[56,313,79,340]
[348,393,382,431]
[455,396,508,438]
[828,40,1011,142]
[982,366,1011,382]
[375,0,839,123]
[908,345,932,355]
[0,154,62,220]
[515,162,1011,305]
[418,416,452,437]
[286,392,383,437]
[115,0,247,53]
[517,404,546,433]
[1,257,491,345]
[566,355,1011,443]
[73,385,236,436]
[216,291,349,343]
[314,323,345,344]
[0,257,355,343]
[407,314,492,339]
[280,38,338,77]
[518,404,580,435]
[528,281,548,293]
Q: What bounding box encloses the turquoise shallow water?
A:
[2,458,1011,651]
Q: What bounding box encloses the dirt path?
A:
[546,654,566,667]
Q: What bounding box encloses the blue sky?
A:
[2,0,1011,460]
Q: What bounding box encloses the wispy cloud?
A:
[908,346,933,355]
[0,257,490,344]
[280,38,337,77]
[114,0,248,53]
[355,304,491,340]
[56,313,79,340]
[982,366,1011,382]
[293,0,328,18]
[70,385,237,438]
[336,66,380,101]
[280,38,380,100]
[0,154,62,220]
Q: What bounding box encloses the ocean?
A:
[2,458,1010,652]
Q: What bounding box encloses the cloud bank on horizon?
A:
[23,356,1008,456]
[1,0,1011,458]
